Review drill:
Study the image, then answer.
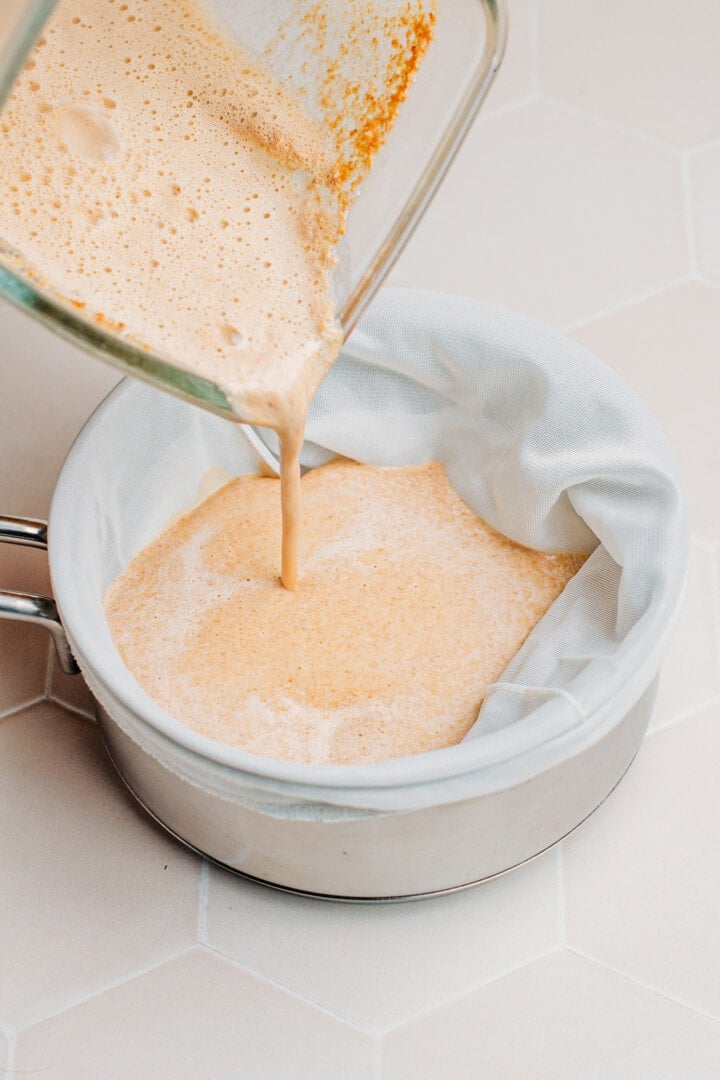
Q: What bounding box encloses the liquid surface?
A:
[105,461,586,766]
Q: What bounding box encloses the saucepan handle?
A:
[0,515,79,675]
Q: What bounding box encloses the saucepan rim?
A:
[47,375,689,799]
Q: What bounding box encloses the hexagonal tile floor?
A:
[3,1,720,1077]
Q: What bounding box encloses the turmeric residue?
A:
[266,0,437,211]
[326,4,437,201]
[93,311,127,335]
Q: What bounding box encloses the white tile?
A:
[648,540,720,733]
[571,282,720,540]
[484,0,535,113]
[0,543,51,716]
[690,146,720,283]
[563,707,720,1018]
[0,300,120,520]
[49,660,96,719]
[382,949,720,1080]
[14,948,374,1080]
[0,543,51,596]
[0,620,47,719]
[0,1028,7,1074]
[538,0,720,148]
[390,103,686,328]
[0,517,94,718]
[206,849,559,1032]
[0,702,200,1030]
[0,0,717,1063]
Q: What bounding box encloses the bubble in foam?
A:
[54,105,120,162]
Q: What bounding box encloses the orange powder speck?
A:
[277,0,437,213]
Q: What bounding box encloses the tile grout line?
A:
[11,945,196,1036]
[680,153,699,276]
[376,943,563,1039]
[541,95,684,157]
[5,1032,15,1079]
[46,698,96,722]
[197,859,209,943]
[0,694,45,724]
[646,692,720,740]
[199,942,376,1034]
[39,594,95,722]
[561,274,693,335]
[555,843,566,945]
[373,1036,383,1080]
[565,946,720,1028]
[687,134,720,158]
[45,669,97,722]
[476,93,539,124]
[42,639,54,700]
[38,680,96,723]
[692,270,720,289]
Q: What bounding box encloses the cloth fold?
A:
[50,288,688,810]
[302,289,687,737]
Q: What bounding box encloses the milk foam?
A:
[0,0,342,428]
[0,0,350,587]
[105,460,586,765]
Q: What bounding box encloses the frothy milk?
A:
[105,461,586,765]
[1,2,583,765]
[0,0,348,587]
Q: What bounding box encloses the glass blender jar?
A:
[0,0,505,672]
[0,0,506,422]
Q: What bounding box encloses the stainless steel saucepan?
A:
[0,373,682,901]
[0,496,660,900]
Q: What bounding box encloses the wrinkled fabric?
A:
[49,288,688,810]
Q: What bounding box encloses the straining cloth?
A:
[50,288,688,812]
